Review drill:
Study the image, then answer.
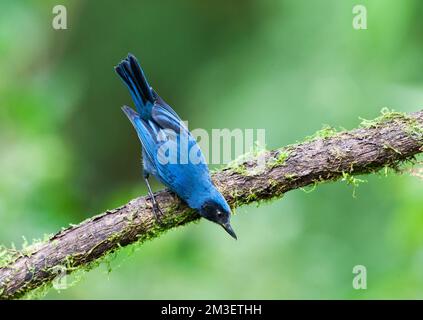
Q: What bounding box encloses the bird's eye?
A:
[217,211,223,217]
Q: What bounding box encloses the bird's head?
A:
[199,196,237,240]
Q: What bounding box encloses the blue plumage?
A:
[115,54,236,239]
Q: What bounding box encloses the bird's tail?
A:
[115,54,155,115]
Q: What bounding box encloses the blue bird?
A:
[115,54,237,239]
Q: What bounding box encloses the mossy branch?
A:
[1,109,423,299]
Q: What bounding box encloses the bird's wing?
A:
[150,102,211,196]
[121,105,158,166]
[153,135,211,204]
[151,102,187,134]
[123,99,211,204]
[151,89,182,121]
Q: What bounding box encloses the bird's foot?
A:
[149,197,164,223]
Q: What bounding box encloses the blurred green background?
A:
[1,0,423,299]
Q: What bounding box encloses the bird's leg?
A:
[144,175,163,222]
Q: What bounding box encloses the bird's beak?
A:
[221,222,237,240]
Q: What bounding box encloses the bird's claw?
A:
[149,198,164,223]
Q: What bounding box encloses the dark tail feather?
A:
[115,54,155,113]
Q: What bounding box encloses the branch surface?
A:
[1,110,422,299]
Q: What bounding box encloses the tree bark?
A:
[1,110,422,299]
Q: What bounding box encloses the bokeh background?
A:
[1,0,423,299]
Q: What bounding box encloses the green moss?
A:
[269,149,291,168]
[382,165,390,177]
[300,182,318,194]
[268,178,279,187]
[2,213,189,300]
[359,107,406,128]
[222,141,268,176]
[245,189,259,203]
[360,108,423,141]
[297,171,366,198]
[304,124,339,142]
[21,282,53,300]
[383,143,402,155]
[223,155,248,175]
[256,193,284,207]
[341,172,367,198]
[20,234,53,258]
[229,189,243,208]
[330,146,346,160]
[283,173,297,181]
[0,245,20,268]
[20,255,98,300]
[404,119,423,140]
[233,163,249,175]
